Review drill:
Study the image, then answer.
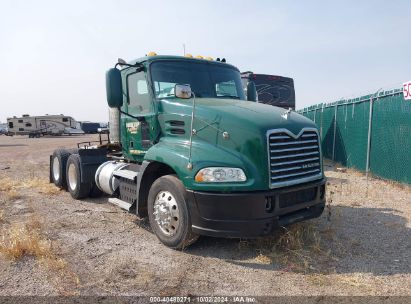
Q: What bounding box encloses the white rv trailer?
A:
[6,114,84,137]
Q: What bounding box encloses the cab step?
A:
[113,169,138,181]
[108,197,133,211]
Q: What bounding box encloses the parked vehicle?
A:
[49,54,325,249]
[0,123,7,135]
[80,122,101,134]
[241,72,295,109]
[7,114,84,137]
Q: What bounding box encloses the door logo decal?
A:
[126,122,140,134]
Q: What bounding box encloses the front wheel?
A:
[148,175,198,249]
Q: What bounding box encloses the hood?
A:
[160,97,316,136]
[157,97,320,192]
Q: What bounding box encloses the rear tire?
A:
[148,175,198,249]
[66,154,92,199]
[51,149,72,189]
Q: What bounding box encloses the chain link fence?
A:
[299,88,411,185]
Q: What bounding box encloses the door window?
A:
[127,72,151,114]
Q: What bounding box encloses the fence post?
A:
[366,89,382,177]
[320,103,324,139]
[332,102,338,161]
[366,96,374,177]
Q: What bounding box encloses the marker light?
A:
[147,51,157,56]
[205,56,213,60]
[195,167,246,183]
[185,54,193,58]
[195,55,204,59]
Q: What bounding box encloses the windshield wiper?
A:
[217,95,240,99]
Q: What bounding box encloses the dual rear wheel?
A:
[51,149,101,199]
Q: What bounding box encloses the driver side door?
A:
[122,70,157,162]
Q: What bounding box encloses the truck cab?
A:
[50,54,325,249]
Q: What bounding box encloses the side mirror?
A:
[106,68,123,108]
[175,84,192,99]
[247,81,257,102]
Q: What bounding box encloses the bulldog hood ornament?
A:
[281,108,293,120]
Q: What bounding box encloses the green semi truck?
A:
[50,54,326,249]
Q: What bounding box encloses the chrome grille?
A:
[267,128,322,188]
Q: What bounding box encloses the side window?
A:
[216,80,238,97]
[127,72,151,114]
[18,119,23,123]
[62,117,68,122]
[8,122,13,128]
[25,123,32,127]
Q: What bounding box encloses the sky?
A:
[0,0,410,123]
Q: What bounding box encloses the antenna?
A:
[183,43,186,55]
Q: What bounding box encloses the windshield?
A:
[150,61,245,100]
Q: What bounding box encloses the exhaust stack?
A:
[109,108,120,144]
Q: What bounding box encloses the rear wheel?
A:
[148,175,198,249]
[51,149,72,189]
[66,154,92,199]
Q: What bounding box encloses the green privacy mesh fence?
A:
[299,88,410,184]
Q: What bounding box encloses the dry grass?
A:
[0,215,79,292]
[22,177,61,195]
[0,177,23,201]
[246,221,336,273]
[335,274,378,292]
[0,177,19,192]
[0,216,55,261]
[306,273,332,286]
[325,161,411,205]
[0,176,60,199]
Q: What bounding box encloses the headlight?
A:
[195,167,246,183]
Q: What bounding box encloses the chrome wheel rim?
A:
[68,163,77,190]
[52,157,60,181]
[153,191,179,236]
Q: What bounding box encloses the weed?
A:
[0,215,53,260]
[22,177,60,195]
[0,177,18,192]
[0,177,23,201]
[0,176,60,198]
[247,220,336,274]
[307,273,332,286]
[0,215,79,292]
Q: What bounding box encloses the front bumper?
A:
[186,178,326,238]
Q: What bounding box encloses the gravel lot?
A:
[0,134,410,297]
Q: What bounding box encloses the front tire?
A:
[66,154,92,199]
[148,175,198,249]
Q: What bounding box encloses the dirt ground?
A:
[0,134,410,297]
